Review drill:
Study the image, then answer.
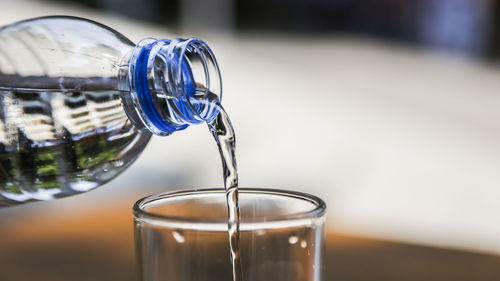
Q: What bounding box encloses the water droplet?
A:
[172,230,185,243]
[300,240,307,248]
[289,236,299,244]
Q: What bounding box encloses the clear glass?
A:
[133,188,327,281]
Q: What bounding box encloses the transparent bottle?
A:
[0,16,222,206]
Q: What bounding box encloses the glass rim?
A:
[133,188,327,231]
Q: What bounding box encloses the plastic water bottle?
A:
[0,16,222,206]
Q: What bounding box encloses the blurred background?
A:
[2,0,500,280]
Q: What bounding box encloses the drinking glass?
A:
[133,188,327,281]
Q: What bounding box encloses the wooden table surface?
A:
[1,202,499,281]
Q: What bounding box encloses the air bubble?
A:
[289,236,299,244]
[172,230,185,243]
[300,240,307,248]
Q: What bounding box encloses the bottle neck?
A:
[125,38,222,136]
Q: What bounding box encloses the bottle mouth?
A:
[129,38,222,136]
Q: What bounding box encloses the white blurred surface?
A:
[2,0,500,255]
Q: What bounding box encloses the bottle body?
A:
[0,16,222,206]
[0,17,151,205]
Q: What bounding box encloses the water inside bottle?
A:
[0,89,151,205]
